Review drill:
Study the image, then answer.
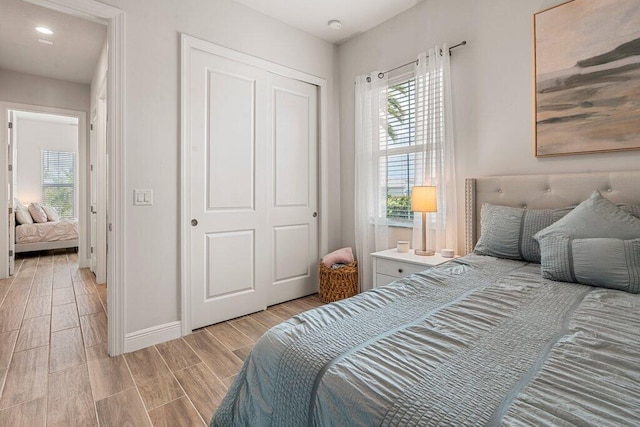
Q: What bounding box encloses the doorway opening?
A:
[8,109,85,272]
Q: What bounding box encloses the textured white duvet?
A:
[16,219,78,244]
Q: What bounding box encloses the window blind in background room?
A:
[41,150,76,218]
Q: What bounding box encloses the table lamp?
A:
[411,185,437,256]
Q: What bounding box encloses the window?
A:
[381,72,444,225]
[381,77,417,224]
[41,150,76,218]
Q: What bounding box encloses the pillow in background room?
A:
[28,203,48,223]
[42,205,60,222]
[620,203,640,218]
[15,204,33,225]
[474,203,573,262]
[535,190,640,293]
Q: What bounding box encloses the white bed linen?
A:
[15,219,78,244]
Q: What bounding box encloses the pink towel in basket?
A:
[321,247,354,267]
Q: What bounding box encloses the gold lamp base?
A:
[414,249,435,256]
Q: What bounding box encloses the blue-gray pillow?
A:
[474,203,573,262]
[538,237,640,293]
[535,191,640,292]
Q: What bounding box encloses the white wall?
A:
[338,0,640,254]
[15,118,78,208]
[0,69,90,112]
[96,0,341,334]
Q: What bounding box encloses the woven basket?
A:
[318,261,358,303]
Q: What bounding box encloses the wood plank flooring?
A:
[0,250,324,426]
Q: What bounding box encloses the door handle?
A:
[191,219,198,227]
[312,212,317,218]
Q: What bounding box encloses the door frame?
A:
[2,103,88,269]
[26,0,126,356]
[180,34,329,335]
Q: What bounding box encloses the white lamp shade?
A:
[411,186,437,212]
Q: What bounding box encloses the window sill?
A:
[386,221,414,229]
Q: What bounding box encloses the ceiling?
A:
[232,0,425,44]
[0,0,422,86]
[0,0,106,84]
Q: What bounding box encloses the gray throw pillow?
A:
[538,236,640,293]
[535,191,640,293]
[474,203,573,262]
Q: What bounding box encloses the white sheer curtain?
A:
[412,46,458,253]
[354,72,389,292]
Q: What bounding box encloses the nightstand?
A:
[371,249,453,288]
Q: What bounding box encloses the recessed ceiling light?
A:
[38,39,54,45]
[328,19,342,30]
[35,26,54,35]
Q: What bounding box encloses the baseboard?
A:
[124,321,182,353]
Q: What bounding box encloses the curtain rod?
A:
[365,41,467,82]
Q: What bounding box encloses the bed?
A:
[212,171,640,426]
[15,219,79,253]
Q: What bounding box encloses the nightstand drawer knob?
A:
[398,268,403,273]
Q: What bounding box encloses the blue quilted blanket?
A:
[212,254,640,426]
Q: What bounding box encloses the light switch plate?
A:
[133,189,153,206]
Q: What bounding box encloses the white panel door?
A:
[93,93,107,285]
[267,73,318,305]
[189,50,269,329]
[89,113,97,273]
[7,111,14,276]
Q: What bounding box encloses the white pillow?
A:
[15,204,33,225]
[28,203,48,223]
[41,205,60,222]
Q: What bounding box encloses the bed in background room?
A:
[13,202,78,253]
[15,219,79,253]
[212,171,640,426]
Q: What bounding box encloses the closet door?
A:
[188,50,269,329]
[185,39,321,330]
[267,74,318,304]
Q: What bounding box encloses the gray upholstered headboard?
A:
[465,171,640,254]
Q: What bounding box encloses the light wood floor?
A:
[0,250,324,426]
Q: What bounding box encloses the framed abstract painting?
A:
[534,0,640,156]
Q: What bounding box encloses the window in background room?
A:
[41,150,76,218]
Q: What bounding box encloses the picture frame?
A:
[533,0,640,157]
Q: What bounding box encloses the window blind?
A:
[381,78,415,222]
[380,72,444,223]
[41,150,75,218]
